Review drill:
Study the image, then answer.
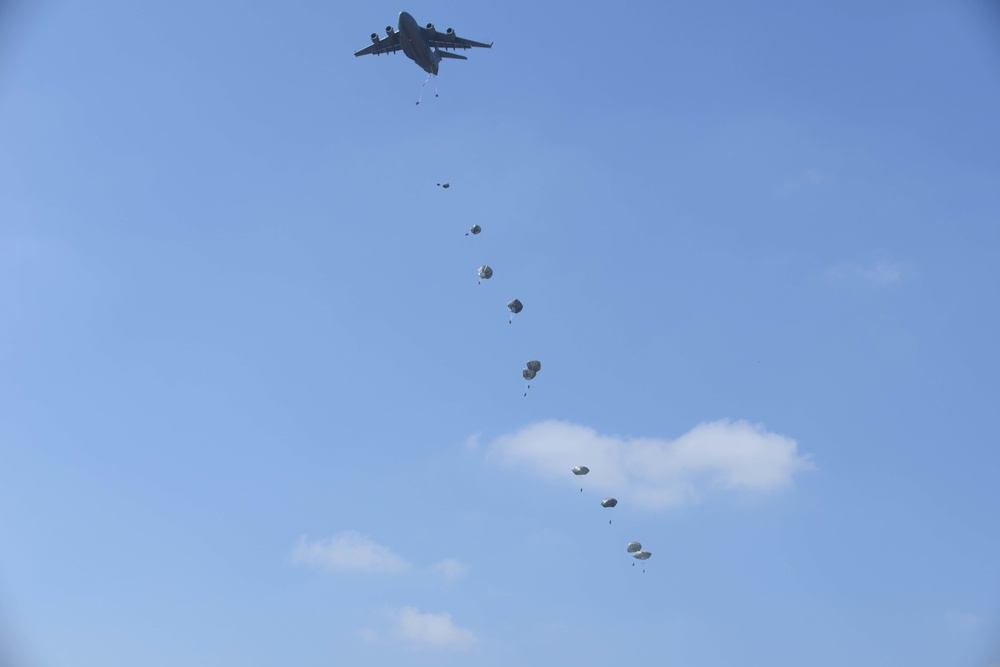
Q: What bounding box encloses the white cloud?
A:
[292,532,410,574]
[431,558,470,581]
[828,260,907,285]
[388,606,477,650]
[487,419,812,509]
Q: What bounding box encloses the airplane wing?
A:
[354,32,401,57]
[421,26,492,51]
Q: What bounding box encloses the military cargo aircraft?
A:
[354,11,492,75]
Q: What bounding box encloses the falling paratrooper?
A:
[507,298,522,324]
[522,360,541,396]
[572,465,589,492]
[477,265,493,284]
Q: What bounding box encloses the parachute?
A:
[437,182,450,188]
[602,497,617,523]
[522,360,541,396]
[571,466,590,476]
[633,549,652,571]
[477,265,493,284]
[626,541,642,553]
[507,299,523,323]
[466,224,482,236]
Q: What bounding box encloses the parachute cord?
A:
[416,72,432,105]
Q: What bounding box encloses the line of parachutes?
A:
[447,182,652,572]
[573,465,653,571]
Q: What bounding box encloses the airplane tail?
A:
[436,50,467,61]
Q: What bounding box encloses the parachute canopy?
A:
[477,265,493,280]
[633,550,652,560]
[601,498,618,508]
[437,182,450,188]
[522,368,536,381]
[626,541,642,553]
[525,360,541,373]
[468,224,482,235]
[571,466,590,476]
[507,299,523,314]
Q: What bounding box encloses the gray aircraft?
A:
[355,11,492,75]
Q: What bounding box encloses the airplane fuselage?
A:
[398,11,440,75]
[355,11,489,75]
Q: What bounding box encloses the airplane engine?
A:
[446,27,454,35]
[426,23,435,30]
[385,26,394,35]
[370,32,379,43]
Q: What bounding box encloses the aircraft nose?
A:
[399,11,412,26]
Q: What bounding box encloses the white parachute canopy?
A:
[477,265,493,283]
[626,541,642,553]
[633,550,652,560]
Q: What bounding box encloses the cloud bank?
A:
[293,532,410,574]
[487,419,812,508]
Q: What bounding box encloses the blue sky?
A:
[2,1,999,665]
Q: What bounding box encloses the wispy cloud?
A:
[487,419,812,509]
[292,532,410,574]
[828,260,908,285]
[463,432,482,451]
[776,169,825,195]
[946,610,982,629]
[431,558,470,582]
[388,606,477,650]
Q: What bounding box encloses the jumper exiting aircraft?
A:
[354,11,492,76]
